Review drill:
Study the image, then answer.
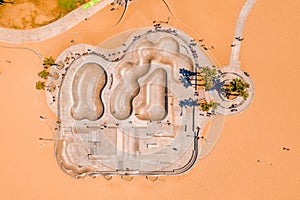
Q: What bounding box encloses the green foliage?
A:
[43,56,55,66]
[38,69,50,79]
[225,78,250,100]
[239,89,249,100]
[58,0,86,12]
[199,66,217,90]
[210,102,218,111]
[36,81,46,90]
[201,103,210,112]
[200,100,218,112]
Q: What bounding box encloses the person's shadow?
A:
[0,1,14,5]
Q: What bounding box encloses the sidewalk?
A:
[0,0,112,44]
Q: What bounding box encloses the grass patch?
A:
[57,0,86,12]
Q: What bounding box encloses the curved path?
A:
[209,0,256,116]
[230,0,256,67]
[0,0,113,44]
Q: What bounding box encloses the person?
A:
[39,115,46,121]
[235,36,244,41]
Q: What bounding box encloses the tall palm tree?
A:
[199,100,218,112]
[199,66,217,90]
[38,69,50,79]
[225,78,249,100]
[201,102,210,112]
[36,81,46,90]
[43,56,55,67]
[179,67,218,90]
[210,101,218,111]
[239,89,249,100]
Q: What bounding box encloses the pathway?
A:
[230,0,257,67]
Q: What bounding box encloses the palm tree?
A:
[225,78,249,100]
[199,100,218,112]
[43,56,55,67]
[178,67,219,90]
[38,69,50,79]
[239,89,249,100]
[201,102,210,112]
[36,81,46,90]
[199,66,217,90]
[179,68,213,89]
[210,101,218,111]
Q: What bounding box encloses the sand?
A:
[0,0,299,199]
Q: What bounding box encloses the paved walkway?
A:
[230,0,256,67]
[0,0,113,44]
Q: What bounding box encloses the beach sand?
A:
[0,0,299,199]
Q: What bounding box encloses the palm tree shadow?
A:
[209,77,224,92]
